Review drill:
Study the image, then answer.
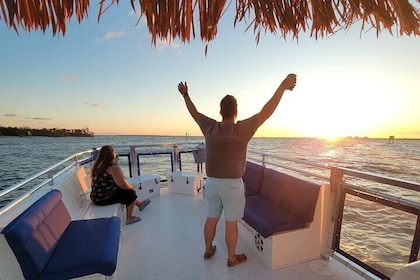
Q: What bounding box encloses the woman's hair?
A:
[91,145,115,180]
[220,95,237,119]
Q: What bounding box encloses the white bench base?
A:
[238,184,330,270]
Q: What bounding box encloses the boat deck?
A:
[117,187,365,280]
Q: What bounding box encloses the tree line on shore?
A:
[0,126,94,137]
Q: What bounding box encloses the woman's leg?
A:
[126,201,136,221]
[116,188,139,222]
[135,199,151,211]
[134,200,142,209]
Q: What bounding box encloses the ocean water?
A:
[1,135,418,190]
[0,135,419,277]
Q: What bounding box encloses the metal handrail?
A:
[0,162,80,216]
[0,149,93,198]
[0,143,201,215]
[248,150,331,182]
[342,180,420,210]
[112,141,202,150]
[339,167,420,192]
[248,149,331,169]
[4,145,418,206]
[330,167,420,279]
[248,150,420,194]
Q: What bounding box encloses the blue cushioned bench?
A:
[1,189,121,280]
[240,161,327,270]
[243,161,265,196]
[242,161,320,238]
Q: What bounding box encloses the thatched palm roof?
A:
[1,0,419,47]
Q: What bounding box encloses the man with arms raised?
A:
[177,74,297,267]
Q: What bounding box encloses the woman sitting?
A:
[90,145,150,225]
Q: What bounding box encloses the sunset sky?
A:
[1,2,419,139]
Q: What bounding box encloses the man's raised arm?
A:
[178,81,200,123]
[256,74,297,127]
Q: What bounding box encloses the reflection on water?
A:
[341,195,416,277]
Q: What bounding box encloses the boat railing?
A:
[248,149,420,280]
[2,144,419,279]
[112,142,204,177]
[0,149,95,216]
[248,149,331,183]
[0,143,203,214]
[330,167,420,280]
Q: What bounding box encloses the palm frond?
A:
[1,0,419,44]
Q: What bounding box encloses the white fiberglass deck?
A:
[117,187,365,280]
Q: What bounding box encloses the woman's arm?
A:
[108,165,135,190]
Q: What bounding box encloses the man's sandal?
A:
[227,254,247,267]
[203,245,216,260]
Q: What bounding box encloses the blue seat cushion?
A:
[3,190,121,280]
[3,190,71,280]
[243,161,265,196]
[243,195,307,238]
[260,169,320,223]
[40,217,121,280]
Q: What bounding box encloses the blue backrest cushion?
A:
[260,169,320,223]
[3,190,71,280]
[259,169,284,205]
[40,217,121,279]
[243,161,265,195]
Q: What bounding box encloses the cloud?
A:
[31,117,51,121]
[61,75,76,82]
[4,113,16,117]
[104,31,127,40]
[96,30,128,42]
[155,38,180,51]
[83,102,100,107]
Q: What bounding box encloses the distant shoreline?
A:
[0,135,94,138]
[2,131,418,140]
[0,126,94,137]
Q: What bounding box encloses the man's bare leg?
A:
[204,216,219,253]
[225,220,238,261]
